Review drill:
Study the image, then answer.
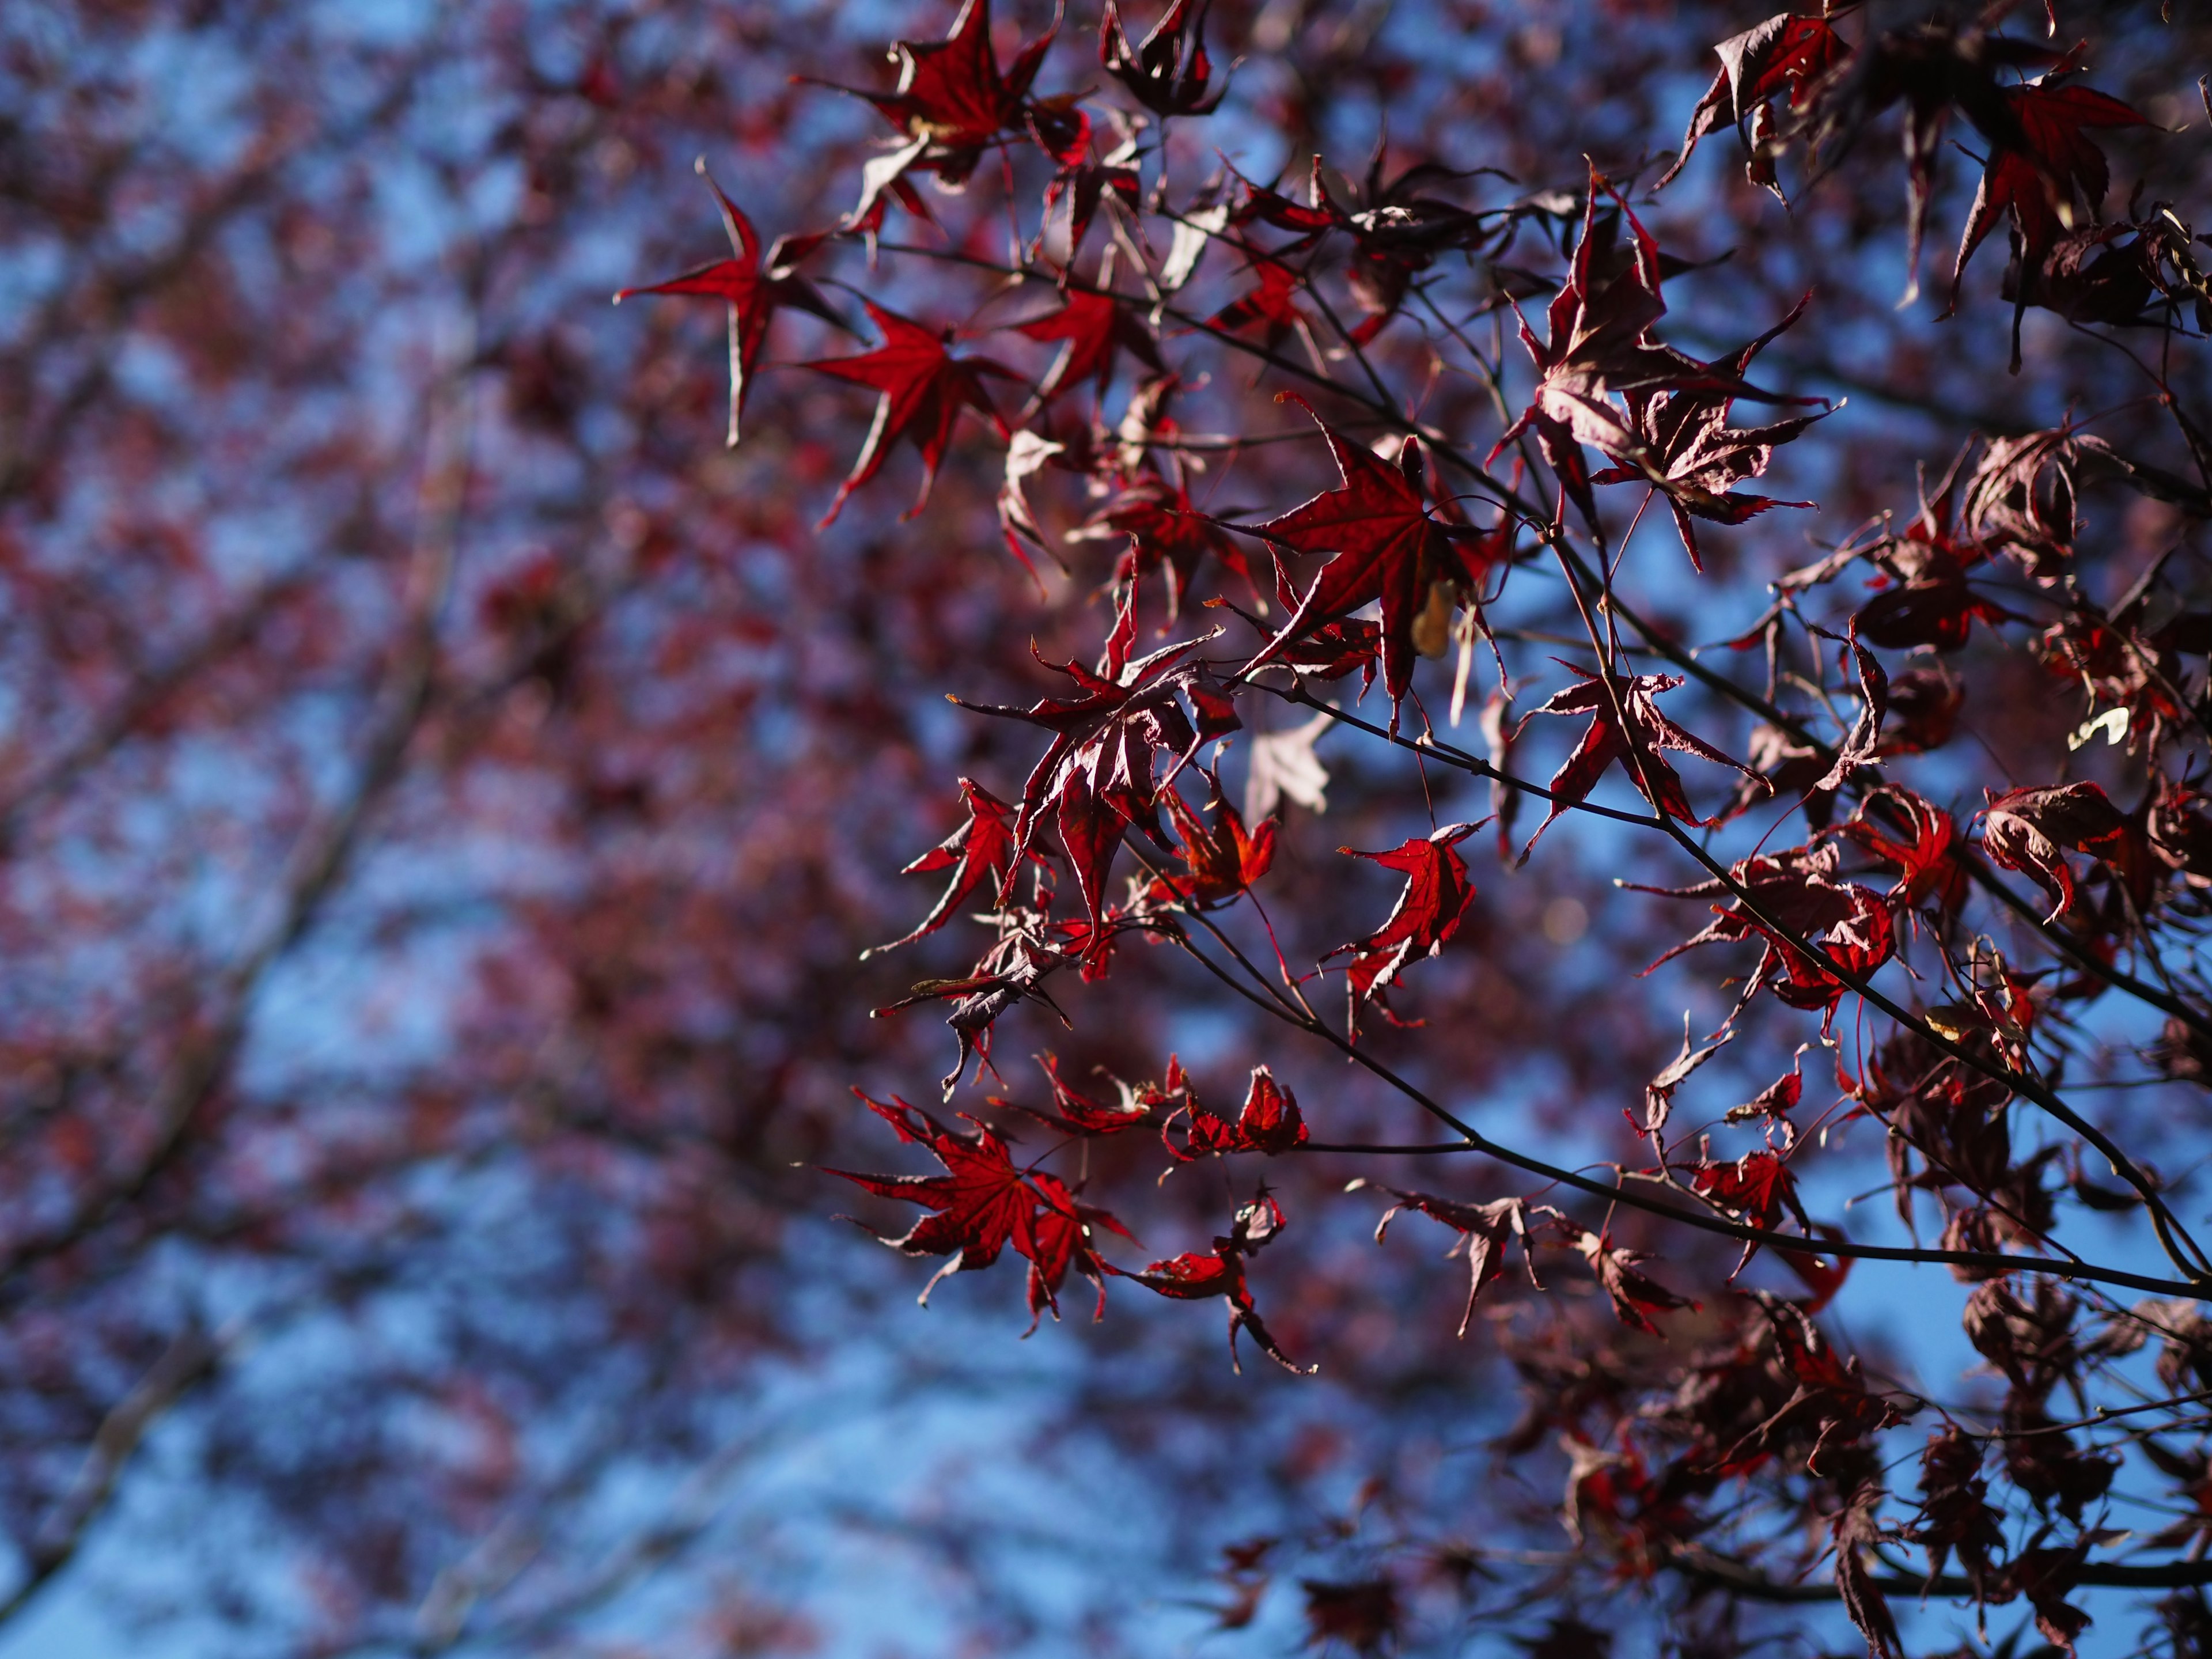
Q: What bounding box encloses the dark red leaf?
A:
[1127,1194,1315,1373]
[1100,0,1226,116]
[805,300,1016,524]
[613,161,844,446]
[1244,397,1486,710]
[1519,666,1759,853]
[1016,286,1165,406]
[1323,824,1479,1033]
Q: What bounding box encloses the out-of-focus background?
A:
[1,1,2207,1654]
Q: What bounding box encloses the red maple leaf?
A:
[866,778,1042,956]
[1017,285,1166,406]
[1209,258,1315,359]
[1951,81,2149,328]
[612,161,844,446]
[1518,666,1760,855]
[1691,1149,1811,1272]
[1585,295,1825,570]
[1007,1052,1152,1136]
[956,635,1229,931]
[1323,823,1478,1033]
[1100,0,1226,117]
[1244,397,1487,712]
[1171,1065,1309,1158]
[1126,1194,1313,1373]
[1828,785,1967,915]
[805,300,1016,525]
[1147,777,1277,908]
[1641,843,1897,1024]
[1071,475,1256,623]
[823,0,1059,214]
[826,1091,1126,1330]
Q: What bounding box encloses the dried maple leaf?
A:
[1244,397,1488,713]
[613,161,844,446]
[1983,780,2152,921]
[1832,1486,1906,1659]
[1492,175,1759,536]
[866,778,1039,956]
[805,300,1016,525]
[1518,666,1759,855]
[1657,12,1849,192]
[1126,1192,1314,1373]
[1362,1184,1532,1337]
[1572,1228,1696,1335]
[1016,285,1165,406]
[1100,0,1226,116]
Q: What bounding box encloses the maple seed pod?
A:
[1411,579,1456,659]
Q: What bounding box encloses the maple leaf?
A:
[1828,786,1967,916]
[1518,666,1760,855]
[1491,175,1760,537]
[1657,13,1849,192]
[821,0,1058,213]
[1244,710,1334,823]
[826,1091,1111,1322]
[1036,119,1142,265]
[612,160,844,446]
[956,635,1227,931]
[1982,780,2152,922]
[1853,582,2000,654]
[1323,823,1478,1034]
[1906,1426,2005,1598]
[865,778,1040,957]
[1832,1487,1906,1659]
[1169,1064,1309,1158]
[1690,1149,1810,1273]
[1242,397,1487,713]
[1100,0,1226,117]
[1585,294,1826,570]
[1070,475,1255,622]
[996,1051,1153,1137]
[1362,1184,1532,1337]
[804,300,1016,525]
[1642,1018,1731,1139]
[1147,776,1276,908]
[1209,258,1317,361]
[1950,79,2150,356]
[1126,1193,1314,1374]
[1640,843,1897,1024]
[1016,285,1165,406]
[1572,1229,1696,1335]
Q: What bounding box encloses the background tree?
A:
[2,2,2211,1656]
